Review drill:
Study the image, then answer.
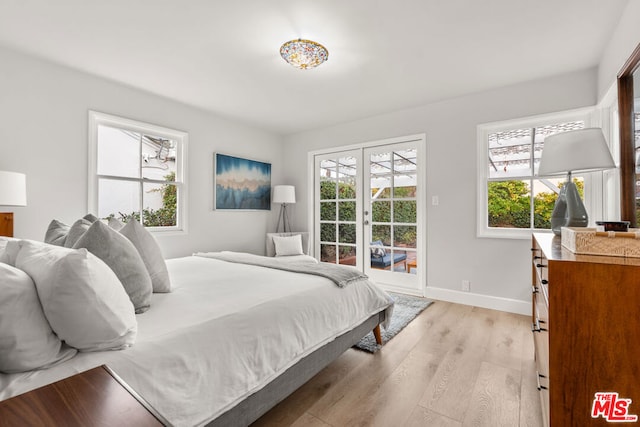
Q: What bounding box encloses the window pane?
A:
[320,244,336,263]
[337,156,357,199]
[393,174,416,198]
[338,201,355,221]
[487,180,531,228]
[533,121,585,175]
[393,149,417,173]
[141,136,177,180]
[371,152,391,199]
[97,125,140,178]
[142,182,176,227]
[533,178,562,230]
[371,224,391,246]
[394,225,417,248]
[393,200,416,223]
[320,201,336,221]
[488,128,532,179]
[372,200,391,222]
[320,179,336,200]
[320,223,336,242]
[98,179,140,220]
[371,175,391,199]
[338,245,356,265]
[339,223,356,244]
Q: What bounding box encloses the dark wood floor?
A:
[252,300,543,427]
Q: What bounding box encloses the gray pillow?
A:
[108,217,125,231]
[83,213,99,223]
[44,220,70,246]
[73,221,152,314]
[64,219,92,248]
[119,220,171,293]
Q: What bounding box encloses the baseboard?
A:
[424,286,530,316]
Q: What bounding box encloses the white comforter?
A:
[0,255,392,426]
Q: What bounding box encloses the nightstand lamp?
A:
[0,171,27,237]
[273,185,295,233]
[537,128,615,235]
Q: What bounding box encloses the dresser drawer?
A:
[533,318,549,377]
[533,286,549,382]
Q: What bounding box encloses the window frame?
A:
[477,107,598,239]
[88,111,188,234]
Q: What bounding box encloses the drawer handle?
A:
[533,256,542,260]
[532,285,539,294]
[541,279,548,285]
[536,372,548,391]
[536,263,546,268]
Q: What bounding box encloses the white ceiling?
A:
[0,0,629,135]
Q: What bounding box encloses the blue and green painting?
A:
[215,154,271,210]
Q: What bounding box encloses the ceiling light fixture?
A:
[280,39,328,70]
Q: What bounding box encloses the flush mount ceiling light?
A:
[280,39,328,70]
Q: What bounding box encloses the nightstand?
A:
[0,365,169,426]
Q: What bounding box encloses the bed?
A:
[0,239,392,426]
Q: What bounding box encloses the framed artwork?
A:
[214,153,271,210]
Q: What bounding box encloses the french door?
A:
[314,135,424,294]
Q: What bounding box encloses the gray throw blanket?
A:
[193,251,368,288]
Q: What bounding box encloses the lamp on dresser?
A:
[273,185,295,233]
[0,171,27,237]
[536,128,615,235]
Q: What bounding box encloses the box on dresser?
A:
[531,233,640,427]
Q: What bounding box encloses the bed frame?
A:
[208,310,386,426]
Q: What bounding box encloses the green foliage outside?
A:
[109,172,177,227]
[319,180,417,249]
[488,179,583,229]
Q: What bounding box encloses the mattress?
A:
[0,255,392,426]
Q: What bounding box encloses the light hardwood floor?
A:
[252,300,543,427]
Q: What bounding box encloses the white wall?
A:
[597,0,640,101]
[284,68,597,314]
[0,46,284,259]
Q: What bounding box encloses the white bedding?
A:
[0,254,392,426]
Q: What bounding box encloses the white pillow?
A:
[10,239,137,352]
[272,254,319,264]
[272,234,304,257]
[0,262,77,373]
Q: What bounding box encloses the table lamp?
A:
[0,171,27,237]
[273,185,295,232]
[537,128,615,235]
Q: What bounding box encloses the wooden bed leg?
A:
[373,325,382,345]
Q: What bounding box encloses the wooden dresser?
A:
[531,233,640,426]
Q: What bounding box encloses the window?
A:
[477,109,601,238]
[88,111,188,232]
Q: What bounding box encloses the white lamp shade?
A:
[272,185,296,204]
[0,171,27,206]
[537,128,616,176]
